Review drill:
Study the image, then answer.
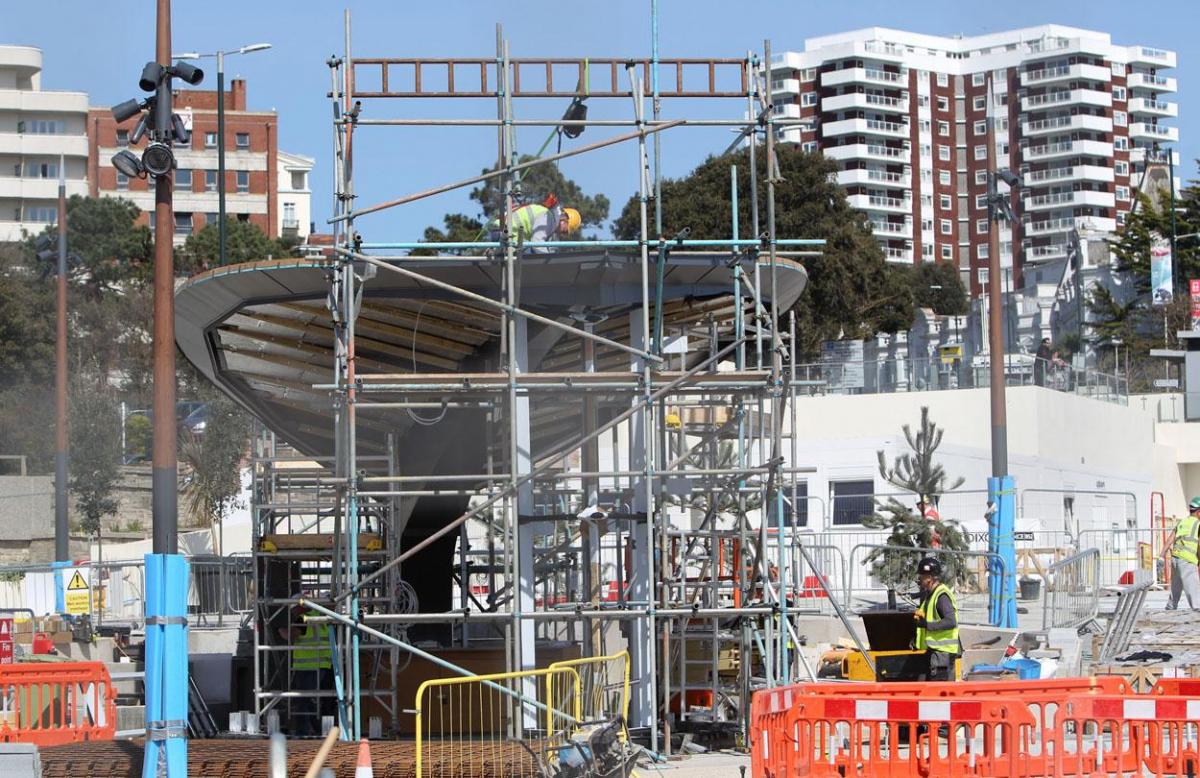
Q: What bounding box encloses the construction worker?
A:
[1164,498,1200,610]
[486,202,581,252]
[279,603,334,735]
[912,556,960,681]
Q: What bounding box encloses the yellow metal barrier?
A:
[414,666,581,778]
[548,650,631,724]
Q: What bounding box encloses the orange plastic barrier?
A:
[751,678,1200,777]
[0,662,117,746]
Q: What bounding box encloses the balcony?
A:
[882,246,914,263]
[1019,62,1111,87]
[849,193,911,214]
[1129,147,1180,166]
[1026,244,1070,262]
[822,91,909,113]
[0,132,88,157]
[836,168,911,189]
[1023,164,1114,186]
[772,78,801,98]
[1128,47,1177,69]
[1023,190,1115,211]
[1129,122,1179,143]
[1020,88,1111,111]
[1127,97,1178,118]
[0,176,89,200]
[1025,215,1116,236]
[822,117,909,139]
[822,66,907,88]
[823,142,909,162]
[1023,139,1113,162]
[1127,72,1177,92]
[869,220,913,239]
[1021,114,1112,136]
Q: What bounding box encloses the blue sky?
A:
[9,0,1199,241]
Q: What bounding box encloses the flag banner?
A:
[1151,235,1173,306]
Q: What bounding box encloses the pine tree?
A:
[861,407,970,590]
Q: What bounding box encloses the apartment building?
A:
[87,79,313,245]
[770,25,1178,296]
[0,45,89,242]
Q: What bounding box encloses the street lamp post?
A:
[173,45,271,271]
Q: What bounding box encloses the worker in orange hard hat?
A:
[486,201,581,253]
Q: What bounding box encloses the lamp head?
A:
[112,98,143,123]
[141,142,175,177]
[139,62,164,92]
[111,149,145,178]
[169,61,204,86]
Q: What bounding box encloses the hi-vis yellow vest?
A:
[915,583,960,655]
[1172,515,1200,565]
[293,617,332,671]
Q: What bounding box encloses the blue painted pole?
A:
[987,476,1017,628]
[143,553,189,777]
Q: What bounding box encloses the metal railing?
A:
[1041,548,1100,631]
[1076,527,1166,588]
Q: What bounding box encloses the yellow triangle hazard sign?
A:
[67,571,88,591]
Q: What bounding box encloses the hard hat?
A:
[917,557,942,577]
[561,207,582,234]
[665,412,682,430]
[1190,496,1200,512]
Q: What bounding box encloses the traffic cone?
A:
[355,738,373,778]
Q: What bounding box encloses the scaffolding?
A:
[250,8,863,751]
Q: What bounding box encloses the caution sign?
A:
[0,616,12,665]
[64,569,91,615]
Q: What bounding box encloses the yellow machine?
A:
[818,611,961,682]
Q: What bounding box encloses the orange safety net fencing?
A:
[0,662,117,746]
[751,678,1200,777]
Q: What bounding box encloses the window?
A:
[1116,212,1126,227]
[921,169,932,182]
[977,218,988,234]
[919,143,931,157]
[831,480,875,526]
[923,244,934,258]
[973,96,986,111]
[117,130,129,147]
[1113,86,1126,101]
[972,72,986,86]
[978,243,989,259]
[235,132,250,149]
[921,218,933,232]
[940,194,952,210]
[291,171,307,190]
[787,482,809,527]
[801,91,817,106]
[937,120,949,136]
[26,119,65,134]
[975,169,987,184]
[941,244,953,260]
[205,212,218,226]
[1114,136,1128,150]
[236,170,250,192]
[1113,111,1127,127]
[1112,62,1125,77]
[1116,185,1130,201]
[936,73,948,87]
[175,169,193,188]
[174,212,193,235]
[283,202,297,228]
[25,206,57,222]
[919,119,931,133]
[921,194,933,208]
[940,218,952,234]
[1000,142,1009,155]
[997,118,1009,131]
[23,161,58,178]
[974,144,987,160]
[801,67,817,81]
[917,94,929,107]
[976,194,988,209]
[936,95,949,111]
[938,144,950,161]
[978,268,989,285]
[939,170,951,185]
[974,120,986,135]
[205,170,218,192]
[116,172,129,191]
[1115,160,1129,176]
[801,140,817,153]
[204,132,218,148]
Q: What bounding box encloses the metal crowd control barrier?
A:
[845,544,1005,624]
[547,650,630,725]
[413,666,581,778]
[1042,548,1100,631]
[0,662,117,746]
[1077,527,1168,587]
[750,677,1200,778]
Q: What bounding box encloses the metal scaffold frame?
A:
[251,7,871,752]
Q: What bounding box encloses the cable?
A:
[406,301,447,426]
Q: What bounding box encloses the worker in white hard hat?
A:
[1163,497,1200,610]
[486,200,581,254]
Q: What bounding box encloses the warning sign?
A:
[64,569,91,615]
[0,616,12,665]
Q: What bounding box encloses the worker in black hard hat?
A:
[912,556,960,681]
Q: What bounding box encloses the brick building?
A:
[87,79,312,245]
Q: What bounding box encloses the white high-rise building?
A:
[0,45,89,241]
[770,25,1178,299]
